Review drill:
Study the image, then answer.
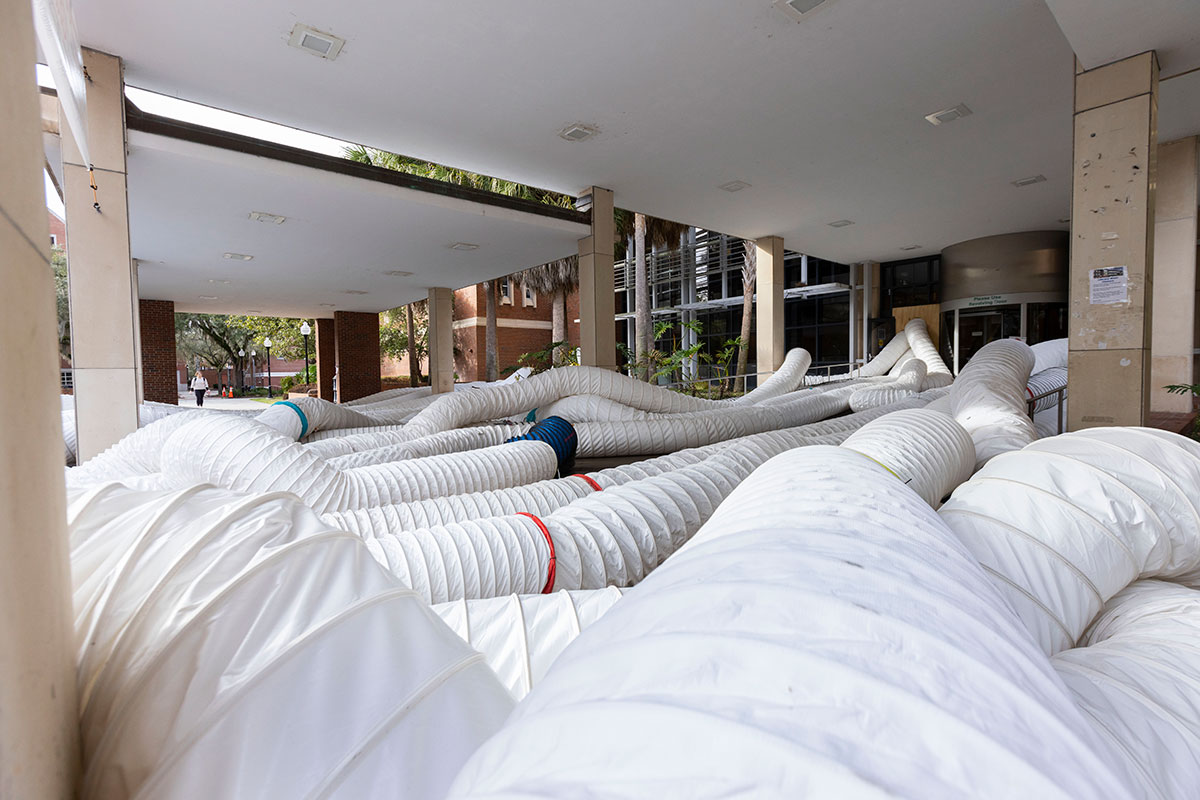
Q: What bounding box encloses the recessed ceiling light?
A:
[773,0,833,22]
[198,295,219,300]
[558,123,599,142]
[383,270,414,277]
[344,290,369,295]
[223,252,253,261]
[924,103,973,126]
[287,24,344,60]
[208,279,231,284]
[247,309,262,314]
[719,180,751,193]
[900,245,921,251]
[248,211,286,224]
[1012,174,1047,188]
[828,219,855,228]
[448,242,480,251]
[319,303,337,308]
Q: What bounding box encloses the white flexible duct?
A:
[534,394,654,423]
[949,337,1037,468]
[65,412,209,488]
[302,423,409,444]
[432,588,625,701]
[904,317,954,389]
[856,329,911,377]
[1054,580,1200,800]
[848,358,927,411]
[1031,337,1068,373]
[69,483,514,800]
[886,346,916,376]
[255,395,381,439]
[160,415,559,513]
[841,408,976,506]
[1027,366,1067,413]
[447,447,1137,799]
[730,347,812,404]
[938,427,1200,657]
[401,360,806,439]
[326,424,532,469]
[341,385,431,406]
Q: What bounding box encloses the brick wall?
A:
[139,299,178,404]
[316,318,335,400]
[334,311,381,402]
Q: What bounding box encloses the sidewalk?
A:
[177,393,274,411]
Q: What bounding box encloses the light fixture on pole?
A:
[299,321,312,389]
[238,349,245,393]
[250,349,256,390]
[263,337,273,398]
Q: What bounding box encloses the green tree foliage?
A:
[52,246,70,360]
[176,313,314,389]
[380,304,428,364]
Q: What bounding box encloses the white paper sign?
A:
[1090,266,1128,305]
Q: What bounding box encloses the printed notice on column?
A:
[1089,266,1128,305]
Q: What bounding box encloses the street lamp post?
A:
[263,337,273,398]
[238,349,245,393]
[299,321,312,389]
[250,349,256,390]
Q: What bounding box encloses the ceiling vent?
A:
[343,289,369,295]
[448,242,480,251]
[900,245,921,251]
[924,103,973,126]
[719,180,751,193]
[383,270,413,277]
[288,24,345,60]
[773,0,833,22]
[223,252,253,261]
[827,219,855,228]
[1011,174,1047,188]
[558,123,599,142]
[248,211,286,224]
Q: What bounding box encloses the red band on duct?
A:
[573,474,603,492]
[516,512,556,594]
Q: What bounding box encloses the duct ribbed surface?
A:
[841,408,976,506]
[447,447,1136,799]
[950,338,1037,467]
[1027,366,1067,413]
[159,415,558,513]
[68,483,513,800]
[938,427,1200,657]
[326,425,529,469]
[905,318,954,389]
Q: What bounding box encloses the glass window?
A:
[819,297,849,324]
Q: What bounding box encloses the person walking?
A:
[189,371,209,407]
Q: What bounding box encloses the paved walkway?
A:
[177,393,275,411]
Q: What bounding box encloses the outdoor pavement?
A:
[177,392,275,411]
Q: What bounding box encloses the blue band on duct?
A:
[276,401,309,438]
[506,416,577,474]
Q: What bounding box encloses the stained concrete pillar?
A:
[577,186,616,370]
[0,0,81,792]
[1150,136,1198,412]
[332,311,382,402]
[315,317,335,400]
[755,236,786,375]
[1067,52,1159,430]
[428,287,455,393]
[62,48,140,459]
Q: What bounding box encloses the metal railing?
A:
[1026,385,1067,435]
[662,362,855,394]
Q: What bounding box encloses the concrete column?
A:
[139,298,177,404]
[578,186,616,370]
[428,287,455,393]
[1067,51,1159,430]
[1150,136,1198,412]
[332,311,382,402]
[315,318,335,400]
[755,236,786,375]
[62,48,140,459]
[0,0,81,793]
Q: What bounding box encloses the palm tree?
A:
[734,240,756,393]
[615,212,689,380]
[514,255,579,366]
[405,302,421,386]
[483,280,499,381]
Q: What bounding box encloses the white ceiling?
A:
[1160,69,1200,144]
[127,130,588,318]
[71,0,1091,265]
[1044,0,1200,75]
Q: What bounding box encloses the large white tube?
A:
[856,329,911,377]
[69,483,513,800]
[939,427,1200,656]
[447,447,1137,799]
[841,408,975,506]
[432,588,625,700]
[326,424,531,469]
[160,416,559,513]
[904,317,954,389]
[949,337,1037,468]
[1053,580,1200,800]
